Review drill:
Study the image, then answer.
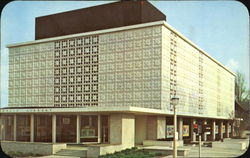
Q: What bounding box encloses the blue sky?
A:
[1,1,249,107]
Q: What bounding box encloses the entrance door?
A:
[56,115,76,143]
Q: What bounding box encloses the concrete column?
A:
[52,114,56,143]
[135,115,147,145]
[109,114,122,144]
[225,121,230,138]
[121,114,135,148]
[210,120,216,141]
[202,119,207,141]
[219,120,223,140]
[0,115,4,140]
[98,115,101,143]
[0,115,2,140]
[157,116,166,139]
[14,114,17,141]
[109,114,135,148]
[231,121,235,137]
[30,114,34,142]
[147,116,157,140]
[177,117,183,140]
[76,115,80,144]
[190,119,196,142]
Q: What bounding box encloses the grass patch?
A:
[99,147,162,158]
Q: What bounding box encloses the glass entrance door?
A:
[56,115,76,143]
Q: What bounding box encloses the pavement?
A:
[163,138,249,158]
[33,138,249,158]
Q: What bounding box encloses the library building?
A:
[0,1,235,157]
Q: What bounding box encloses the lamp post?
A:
[171,96,179,158]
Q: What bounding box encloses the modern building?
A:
[0,1,235,157]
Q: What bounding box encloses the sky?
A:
[0,0,249,107]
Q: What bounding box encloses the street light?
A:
[171,96,179,158]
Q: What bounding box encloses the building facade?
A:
[0,1,235,156]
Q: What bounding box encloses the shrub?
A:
[155,152,163,156]
[131,147,138,150]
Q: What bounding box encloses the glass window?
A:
[16,115,30,142]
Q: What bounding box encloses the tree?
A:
[235,71,249,104]
[234,71,250,132]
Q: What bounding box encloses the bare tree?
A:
[235,71,250,133]
[235,71,249,104]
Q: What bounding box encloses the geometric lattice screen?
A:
[54,36,99,107]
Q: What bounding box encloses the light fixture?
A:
[171,96,179,106]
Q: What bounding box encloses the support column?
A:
[76,115,80,144]
[177,117,183,140]
[219,120,223,140]
[14,114,17,141]
[211,120,216,141]
[0,115,4,140]
[1,115,5,140]
[202,119,207,141]
[30,114,34,142]
[52,114,56,143]
[157,116,166,139]
[191,119,196,142]
[231,121,235,137]
[225,121,230,138]
[0,115,2,140]
[98,115,101,143]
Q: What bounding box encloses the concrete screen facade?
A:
[1,1,235,157]
[7,23,234,119]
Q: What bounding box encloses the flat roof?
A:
[7,21,235,76]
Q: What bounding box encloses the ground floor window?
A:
[34,115,52,142]
[3,115,14,141]
[16,115,30,141]
[101,115,109,143]
[56,115,76,142]
[80,115,98,142]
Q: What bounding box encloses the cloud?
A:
[225,58,239,72]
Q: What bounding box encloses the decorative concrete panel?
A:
[161,26,235,118]
[8,42,54,107]
[98,26,162,109]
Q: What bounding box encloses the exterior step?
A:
[55,149,87,157]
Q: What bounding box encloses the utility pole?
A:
[199,134,201,158]
[171,96,179,158]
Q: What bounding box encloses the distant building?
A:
[0,1,235,157]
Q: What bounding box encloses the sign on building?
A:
[183,125,189,137]
[166,125,174,138]
[202,124,211,134]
